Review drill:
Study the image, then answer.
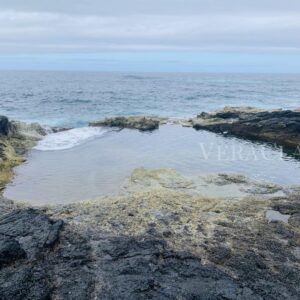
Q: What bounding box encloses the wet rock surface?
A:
[89,116,166,131]
[0,113,300,299]
[0,171,299,299]
[191,107,300,152]
[42,168,300,299]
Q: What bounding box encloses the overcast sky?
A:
[1,0,300,72]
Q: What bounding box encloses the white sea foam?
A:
[34,127,108,151]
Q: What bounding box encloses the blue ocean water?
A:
[0,71,300,127]
[2,71,300,204]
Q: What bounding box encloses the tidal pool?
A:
[4,124,300,205]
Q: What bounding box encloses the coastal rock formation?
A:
[191,106,300,151]
[89,116,166,131]
[43,168,299,299]
[0,116,46,190]
[0,115,300,299]
[0,207,94,299]
[1,165,300,299]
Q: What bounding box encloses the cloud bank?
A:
[0,0,300,54]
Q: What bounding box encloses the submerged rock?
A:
[89,116,166,131]
[191,107,300,151]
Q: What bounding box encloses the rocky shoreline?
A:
[0,109,300,299]
[190,106,300,154]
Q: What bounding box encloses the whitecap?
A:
[34,127,108,151]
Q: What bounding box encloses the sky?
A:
[0,0,300,72]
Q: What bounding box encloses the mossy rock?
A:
[89,116,166,131]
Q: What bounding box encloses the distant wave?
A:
[34,127,108,151]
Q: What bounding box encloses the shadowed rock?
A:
[0,239,26,266]
[0,116,13,136]
[0,207,259,300]
[0,208,94,300]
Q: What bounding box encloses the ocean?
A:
[1,71,300,127]
[1,71,300,204]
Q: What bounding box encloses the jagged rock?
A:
[191,107,300,151]
[0,209,63,259]
[0,209,93,300]
[0,239,26,266]
[93,232,259,299]
[89,116,165,131]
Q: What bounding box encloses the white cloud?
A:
[0,6,299,53]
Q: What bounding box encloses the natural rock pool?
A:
[4,124,300,205]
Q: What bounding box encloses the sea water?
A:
[4,125,300,204]
[1,71,300,127]
[1,71,300,204]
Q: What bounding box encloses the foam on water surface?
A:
[5,125,300,205]
[34,127,109,151]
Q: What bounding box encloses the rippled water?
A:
[5,125,300,204]
[2,71,300,204]
[0,71,300,127]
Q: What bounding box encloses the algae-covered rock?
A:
[0,117,46,190]
[11,121,47,139]
[0,167,299,299]
[89,116,166,131]
[0,139,25,190]
[43,168,300,299]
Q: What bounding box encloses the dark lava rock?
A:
[0,207,258,300]
[0,208,63,259]
[208,245,232,264]
[0,239,26,266]
[0,116,13,136]
[93,233,258,299]
[0,207,299,299]
[193,108,300,152]
[0,209,67,300]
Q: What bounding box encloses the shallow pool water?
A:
[4,125,300,205]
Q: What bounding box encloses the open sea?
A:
[1,71,300,127]
[1,71,300,204]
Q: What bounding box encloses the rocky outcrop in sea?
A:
[190,106,300,153]
[89,116,166,131]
